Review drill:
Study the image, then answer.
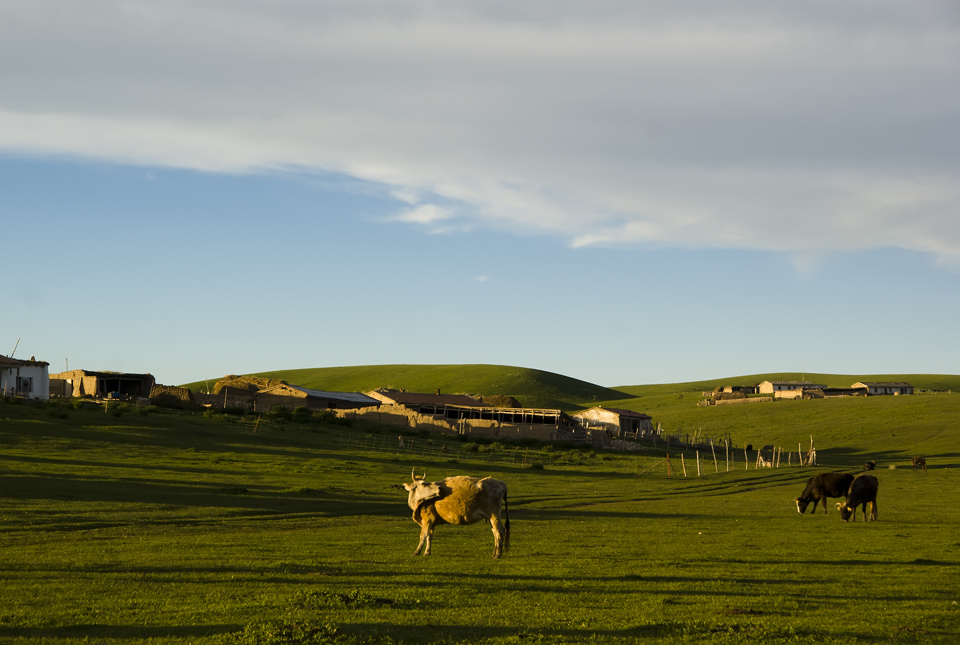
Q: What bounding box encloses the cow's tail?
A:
[502,490,510,552]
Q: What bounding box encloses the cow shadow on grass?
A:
[0,624,240,641]
[822,447,960,469]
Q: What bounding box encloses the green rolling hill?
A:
[183,365,960,463]
[183,364,630,411]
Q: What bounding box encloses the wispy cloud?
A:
[2,1,958,261]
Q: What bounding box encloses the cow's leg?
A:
[869,501,878,521]
[489,515,504,559]
[422,524,435,556]
[413,520,433,556]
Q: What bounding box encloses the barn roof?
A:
[287,386,380,405]
[852,381,913,388]
[372,389,483,407]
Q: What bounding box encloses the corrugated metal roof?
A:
[375,390,483,407]
[287,386,381,405]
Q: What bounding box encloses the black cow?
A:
[795,472,855,514]
[838,474,879,522]
[912,456,927,472]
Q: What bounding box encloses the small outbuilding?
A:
[571,406,653,438]
[49,369,156,399]
[0,354,50,400]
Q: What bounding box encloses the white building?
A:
[758,380,826,394]
[0,354,50,400]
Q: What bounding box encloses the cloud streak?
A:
[2,1,958,260]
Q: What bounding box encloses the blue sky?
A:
[2,1,958,387]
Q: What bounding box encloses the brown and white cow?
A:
[402,469,510,558]
[837,474,879,522]
[912,456,927,472]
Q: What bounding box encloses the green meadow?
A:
[2,370,959,644]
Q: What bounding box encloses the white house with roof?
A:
[758,380,827,394]
[0,354,50,400]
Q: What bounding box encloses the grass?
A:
[1,393,959,644]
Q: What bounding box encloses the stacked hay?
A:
[149,384,196,408]
[213,375,286,395]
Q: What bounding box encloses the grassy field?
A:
[1,392,958,644]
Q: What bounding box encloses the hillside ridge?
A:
[182,365,960,412]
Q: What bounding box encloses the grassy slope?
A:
[2,398,959,644]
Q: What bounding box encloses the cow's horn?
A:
[411,467,417,482]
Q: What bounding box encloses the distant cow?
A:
[912,456,927,472]
[837,474,879,522]
[402,469,510,558]
[795,472,855,514]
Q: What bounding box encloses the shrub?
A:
[267,404,292,421]
[218,616,340,645]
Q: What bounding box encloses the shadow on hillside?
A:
[0,468,401,528]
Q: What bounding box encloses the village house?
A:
[571,406,653,438]
[758,380,827,394]
[851,381,914,396]
[0,354,50,400]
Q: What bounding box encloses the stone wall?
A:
[714,396,772,406]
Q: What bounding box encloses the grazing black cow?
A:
[794,472,855,514]
[837,474,879,522]
[912,456,927,472]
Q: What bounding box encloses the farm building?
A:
[571,407,653,438]
[0,354,50,400]
[197,375,380,411]
[722,385,759,394]
[758,380,826,394]
[49,369,155,399]
[851,381,914,396]
[366,389,483,414]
